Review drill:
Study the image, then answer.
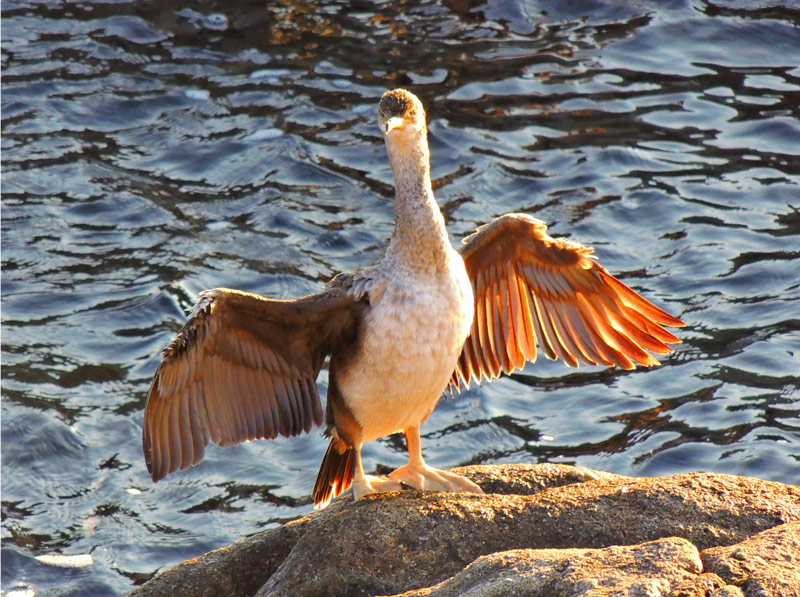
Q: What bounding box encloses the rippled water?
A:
[2,0,799,594]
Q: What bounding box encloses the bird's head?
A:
[378,89,427,142]
[378,88,429,178]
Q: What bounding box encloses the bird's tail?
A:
[312,437,354,509]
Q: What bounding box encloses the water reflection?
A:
[2,0,799,594]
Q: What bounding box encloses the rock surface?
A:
[702,522,800,597]
[394,537,709,597]
[128,464,800,597]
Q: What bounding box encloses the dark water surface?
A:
[2,0,799,594]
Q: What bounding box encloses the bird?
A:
[142,88,685,509]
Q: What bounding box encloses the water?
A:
[2,0,799,594]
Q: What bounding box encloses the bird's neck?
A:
[385,132,451,272]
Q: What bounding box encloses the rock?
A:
[709,588,746,597]
[702,522,800,596]
[127,520,305,597]
[393,537,708,596]
[128,465,800,597]
[447,463,619,495]
[129,464,610,597]
[257,470,798,596]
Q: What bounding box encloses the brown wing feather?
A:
[451,213,684,390]
[143,287,364,482]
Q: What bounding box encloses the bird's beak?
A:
[384,116,406,134]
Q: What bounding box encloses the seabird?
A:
[143,89,684,508]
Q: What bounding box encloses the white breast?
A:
[338,248,474,442]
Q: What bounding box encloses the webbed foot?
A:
[388,462,483,494]
[352,474,403,500]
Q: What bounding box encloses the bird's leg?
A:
[351,442,403,500]
[388,425,484,494]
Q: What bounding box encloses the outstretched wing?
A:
[143,287,364,482]
[451,213,684,390]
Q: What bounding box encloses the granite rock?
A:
[702,522,800,597]
[128,464,800,597]
[391,537,708,597]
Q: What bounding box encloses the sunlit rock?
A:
[128,464,800,597]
